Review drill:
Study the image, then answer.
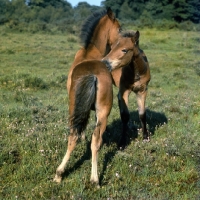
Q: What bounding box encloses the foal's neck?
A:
[90,35,109,58]
[132,49,148,75]
[89,17,111,58]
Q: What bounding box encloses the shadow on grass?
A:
[104,109,168,146]
[61,140,91,180]
[100,109,168,185]
[61,109,168,186]
[130,108,168,135]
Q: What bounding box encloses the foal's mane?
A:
[122,31,148,62]
[121,31,139,46]
[121,31,135,37]
[80,9,107,48]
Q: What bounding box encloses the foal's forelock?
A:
[121,31,135,38]
[121,31,139,46]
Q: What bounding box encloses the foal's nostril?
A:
[102,59,112,72]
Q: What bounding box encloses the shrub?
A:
[178,20,198,31]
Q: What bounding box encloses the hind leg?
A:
[90,93,112,185]
[89,72,112,185]
[90,115,107,185]
[54,89,79,183]
[54,132,78,183]
[118,88,131,148]
[136,90,149,140]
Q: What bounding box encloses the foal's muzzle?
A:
[102,59,112,71]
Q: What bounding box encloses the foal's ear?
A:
[132,30,140,44]
[107,7,115,20]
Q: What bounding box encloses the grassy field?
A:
[0,26,200,199]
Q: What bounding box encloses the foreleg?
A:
[136,90,149,140]
[118,89,131,148]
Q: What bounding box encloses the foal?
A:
[54,60,113,185]
[103,31,151,147]
[54,8,121,186]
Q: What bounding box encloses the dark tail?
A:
[70,74,97,135]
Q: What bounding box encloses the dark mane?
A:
[80,9,107,48]
[121,30,139,46]
[121,31,136,38]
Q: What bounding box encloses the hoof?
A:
[53,174,62,183]
[90,181,100,188]
[81,132,85,140]
[118,134,127,149]
[118,140,126,150]
[143,137,150,143]
[90,178,99,188]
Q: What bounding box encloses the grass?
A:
[0,26,200,199]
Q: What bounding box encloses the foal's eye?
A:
[122,49,128,53]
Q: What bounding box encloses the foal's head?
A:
[80,7,121,50]
[102,31,140,70]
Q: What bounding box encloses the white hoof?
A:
[53,174,62,183]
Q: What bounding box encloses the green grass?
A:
[0,27,200,199]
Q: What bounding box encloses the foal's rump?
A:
[69,60,113,135]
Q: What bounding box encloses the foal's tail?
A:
[70,74,97,135]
